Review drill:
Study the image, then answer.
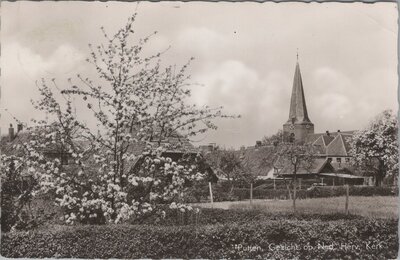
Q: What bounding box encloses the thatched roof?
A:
[234,145,278,176]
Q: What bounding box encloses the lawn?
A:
[194,196,399,219]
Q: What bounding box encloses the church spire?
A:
[287,60,311,123]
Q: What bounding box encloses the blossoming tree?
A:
[350,110,398,186]
[1,13,233,226]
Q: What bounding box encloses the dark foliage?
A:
[1,159,39,232]
[1,218,397,259]
[131,207,365,226]
[306,186,398,198]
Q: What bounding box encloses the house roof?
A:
[305,130,354,144]
[277,157,331,176]
[234,145,278,176]
[154,132,196,153]
[326,134,350,156]
[319,173,365,179]
[306,131,355,157]
[1,131,28,155]
[340,134,353,153]
[322,135,335,146]
[1,126,197,159]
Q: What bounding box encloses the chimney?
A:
[17,123,23,133]
[337,129,341,133]
[325,130,330,136]
[9,124,15,141]
[256,140,262,147]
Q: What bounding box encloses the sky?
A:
[1,1,398,149]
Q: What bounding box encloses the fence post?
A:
[345,184,349,215]
[208,182,214,208]
[250,183,253,204]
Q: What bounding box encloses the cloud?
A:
[1,42,85,127]
[190,60,292,146]
[313,93,352,120]
[2,42,84,80]
[312,67,352,94]
[50,44,85,75]
[176,27,228,56]
[191,60,260,113]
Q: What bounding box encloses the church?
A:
[277,59,367,185]
[235,58,368,185]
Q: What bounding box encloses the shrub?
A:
[1,218,397,259]
[130,208,364,226]
[1,171,40,232]
[188,185,399,202]
[307,186,398,198]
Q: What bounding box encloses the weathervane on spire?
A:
[296,48,299,61]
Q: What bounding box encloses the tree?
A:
[205,149,253,192]
[1,13,234,225]
[262,130,283,147]
[350,110,398,187]
[0,155,37,232]
[276,143,315,214]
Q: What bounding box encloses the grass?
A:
[194,196,399,219]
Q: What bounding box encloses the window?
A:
[345,157,350,163]
[327,157,332,162]
[289,133,295,143]
[336,158,342,163]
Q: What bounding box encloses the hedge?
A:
[131,208,364,226]
[306,186,398,198]
[232,188,308,200]
[1,218,397,259]
[186,185,399,202]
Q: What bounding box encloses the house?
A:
[306,130,356,173]
[274,156,334,179]
[129,129,217,182]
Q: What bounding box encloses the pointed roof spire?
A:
[288,58,311,124]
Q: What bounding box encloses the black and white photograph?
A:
[0,1,398,259]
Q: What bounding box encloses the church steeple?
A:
[283,58,314,143]
[287,61,311,123]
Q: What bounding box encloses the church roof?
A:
[287,62,312,124]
